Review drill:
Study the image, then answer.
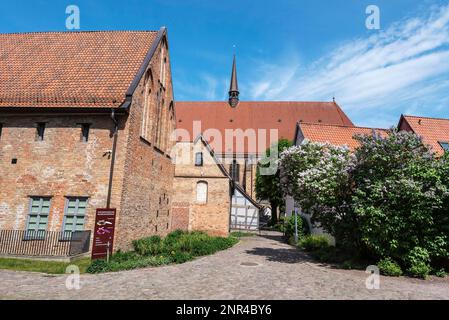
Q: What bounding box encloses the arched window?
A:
[141,69,153,141]
[196,181,208,203]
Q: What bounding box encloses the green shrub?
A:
[406,247,431,279]
[299,235,330,252]
[170,251,193,264]
[434,268,447,278]
[377,258,403,277]
[283,215,303,239]
[87,230,238,273]
[133,235,162,256]
[86,259,110,274]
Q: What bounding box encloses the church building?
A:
[175,56,355,225]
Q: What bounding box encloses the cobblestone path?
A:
[0,232,448,299]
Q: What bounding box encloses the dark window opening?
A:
[11,158,17,164]
[230,160,240,182]
[195,152,203,166]
[80,123,90,142]
[36,123,46,141]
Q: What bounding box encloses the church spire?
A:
[228,55,239,107]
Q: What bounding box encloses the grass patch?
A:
[0,257,91,274]
[230,231,256,238]
[87,230,238,274]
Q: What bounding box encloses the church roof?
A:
[398,115,449,156]
[0,30,163,108]
[296,122,388,150]
[175,101,354,155]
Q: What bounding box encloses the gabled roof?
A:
[398,115,449,156]
[176,101,354,154]
[191,135,261,209]
[0,29,164,108]
[296,122,388,150]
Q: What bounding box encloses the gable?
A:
[173,138,230,178]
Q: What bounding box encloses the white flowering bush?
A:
[280,130,449,276]
[279,141,357,245]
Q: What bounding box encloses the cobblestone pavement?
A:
[0,232,448,300]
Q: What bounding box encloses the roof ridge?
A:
[0,30,158,35]
[403,114,449,121]
[177,100,335,104]
[299,121,388,131]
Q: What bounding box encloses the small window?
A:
[26,197,51,239]
[195,152,203,166]
[62,197,88,238]
[230,160,240,182]
[439,141,449,152]
[80,124,90,142]
[196,181,208,203]
[36,123,46,141]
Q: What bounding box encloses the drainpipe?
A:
[106,109,119,209]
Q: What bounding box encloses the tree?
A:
[279,141,356,246]
[352,130,448,265]
[255,139,292,225]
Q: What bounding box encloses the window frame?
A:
[25,197,52,240]
[61,197,88,240]
[196,181,208,204]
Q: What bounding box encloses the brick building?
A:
[0,28,175,251]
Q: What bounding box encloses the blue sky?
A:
[1,0,449,127]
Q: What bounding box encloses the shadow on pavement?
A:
[245,247,312,264]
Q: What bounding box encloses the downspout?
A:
[106,108,119,209]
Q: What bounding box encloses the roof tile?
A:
[0,31,158,108]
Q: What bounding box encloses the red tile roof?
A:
[175,101,354,154]
[298,122,388,150]
[0,31,158,108]
[399,115,449,156]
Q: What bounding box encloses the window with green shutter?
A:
[62,197,88,238]
[26,197,51,239]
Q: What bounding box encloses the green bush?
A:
[133,235,162,256]
[86,259,110,274]
[283,215,303,239]
[87,230,238,273]
[434,268,447,278]
[299,235,330,252]
[406,247,431,278]
[377,258,403,277]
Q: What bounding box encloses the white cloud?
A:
[248,4,449,127]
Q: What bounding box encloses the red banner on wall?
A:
[91,208,116,260]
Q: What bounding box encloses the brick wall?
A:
[0,113,127,238]
[114,36,176,250]
[172,141,230,237]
